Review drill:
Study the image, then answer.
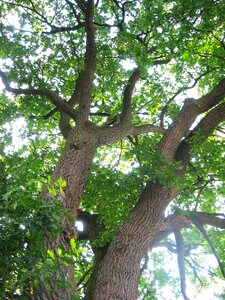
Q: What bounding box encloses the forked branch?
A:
[175,101,225,168]
[159,78,225,159]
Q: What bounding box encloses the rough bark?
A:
[92,183,175,300]
[90,81,225,299]
[38,125,98,299]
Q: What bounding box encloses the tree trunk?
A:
[92,183,177,300]
[37,126,98,299]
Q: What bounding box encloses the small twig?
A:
[160,69,210,127]
[185,258,204,286]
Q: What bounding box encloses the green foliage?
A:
[0,188,63,297]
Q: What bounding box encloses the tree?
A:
[0,0,225,299]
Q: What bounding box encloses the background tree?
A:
[0,0,225,299]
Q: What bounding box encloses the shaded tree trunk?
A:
[37,126,98,299]
[92,183,177,300]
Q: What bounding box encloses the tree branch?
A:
[174,229,190,300]
[67,0,96,123]
[3,1,85,34]
[65,0,82,22]
[188,212,225,229]
[175,101,225,168]
[132,123,166,136]
[59,113,72,138]
[74,0,87,14]
[0,70,77,120]
[159,78,225,159]
[148,211,225,251]
[160,70,210,127]
[120,68,141,124]
[44,23,85,34]
[191,219,225,279]
[97,123,165,145]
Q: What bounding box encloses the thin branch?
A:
[174,229,190,300]
[74,0,87,14]
[65,0,81,21]
[148,211,225,251]
[185,258,204,287]
[77,266,94,288]
[156,241,177,253]
[160,70,210,127]
[3,0,84,34]
[112,140,123,169]
[44,23,85,34]
[153,58,171,65]
[191,219,225,279]
[42,108,58,119]
[3,0,51,25]
[0,70,77,120]
[90,112,110,117]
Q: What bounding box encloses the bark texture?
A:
[92,183,175,300]
[90,80,225,299]
[38,125,98,299]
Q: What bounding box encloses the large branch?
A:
[120,68,141,124]
[188,212,225,229]
[149,212,225,250]
[160,70,210,127]
[175,101,225,168]
[159,78,225,159]
[67,0,96,123]
[75,210,224,245]
[97,123,165,145]
[0,70,77,119]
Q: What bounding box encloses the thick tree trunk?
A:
[37,126,98,299]
[91,183,177,300]
[47,126,98,213]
